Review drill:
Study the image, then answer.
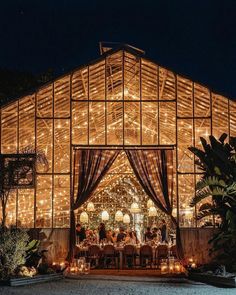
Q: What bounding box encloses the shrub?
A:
[0,227,29,279]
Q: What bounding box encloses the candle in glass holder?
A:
[84,262,90,274]
[160,262,168,274]
[191,262,196,268]
[174,261,181,273]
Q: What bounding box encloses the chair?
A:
[87,245,101,268]
[123,245,136,268]
[155,244,168,265]
[140,245,153,268]
[103,245,118,268]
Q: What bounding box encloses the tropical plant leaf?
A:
[219,133,228,143]
[190,187,212,207]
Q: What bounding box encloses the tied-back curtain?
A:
[125,149,184,260]
[68,149,119,261]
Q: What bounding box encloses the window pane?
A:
[141,59,158,100]
[54,119,70,173]
[36,175,52,228]
[37,85,53,118]
[107,102,123,145]
[159,67,175,100]
[6,191,16,227]
[19,95,35,149]
[72,102,88,144]
[89,102,105,144]
[17,189,34,228]
[212,94,229,139]
[159,101,176,145]
[36,119,53,172]
[177,76,193,117]
[1,102,18,153]
[177,119,194,172]
[142,102,158,144]
[230,100,236,137]
[194,118,211,149]
[72,67,88,100]
[106,51,123,100]
[124,102,140,145]
[53,175,70,228]
[89,61,105,100]
[124,52,140,100]
[54,76,70,117]
[194,83,210,117]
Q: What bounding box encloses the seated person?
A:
[76,223,86,243]
[116,227,126,243]
[106,229,115,243]
[152,227,161,242]
[144,227,152,241]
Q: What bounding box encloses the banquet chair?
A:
[140,245,153,268]
[155,244,168,265]
[103,245,118,268]
[123,245,136,268]
[87,245,101,268]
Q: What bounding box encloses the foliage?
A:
[188,134,236,271]
[0,227,29,279]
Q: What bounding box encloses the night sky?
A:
[1,0,236,98]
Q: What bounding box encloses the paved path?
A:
[0,277,235,295]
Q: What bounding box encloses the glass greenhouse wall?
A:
[1,46,236,229]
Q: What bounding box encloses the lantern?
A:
[101,210,109,221]
[148,206,157,217]
[115,210,123,222]
[147,199,154,208]
[87,202,95,212]
[80,211,88,223]
[123,214,130,224]
[130,202,140,213]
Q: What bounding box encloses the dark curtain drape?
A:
[68,149,119,261]
[125,149,184,261]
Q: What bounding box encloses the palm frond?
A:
[190,187,212,207]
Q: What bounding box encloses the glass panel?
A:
[89,61,105,100]
[124,102,140,145]
[37,85,53,117]
[1,102,18,153]
[194,118,211,149]
[142,102,158,145]
[177,76,193,117]
[178,174,195,227]
[17,189,34,228]
[159,101,176,145]
[6,191,16,227]
[159,67,175,100]
[194,83,210,117]
[19,95,35,149]
[53,175,70,228]
[72,67,88,100]
[124,52,140,100]
[177,119,194,172]
[36,119,53,172]
[54,119,70,173]
[89,102,105,144]
[54,76,70,117]
[106,51,123,100]
[230,100,236,137]
[36,175,52,228]
[141,59,158,101]
[212,94,229,139]
[72,101,88,144]
[107,102,123,145]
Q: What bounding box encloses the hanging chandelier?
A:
[101,210,109,221]
[130,202,141,213]
[80,211,89,223]
[115,210,123,222]
[123,214,130,224]
[148,206,157,217]
[87,201,95,212]
[147,199,154,209]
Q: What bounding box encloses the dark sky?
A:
[1,0,236,98]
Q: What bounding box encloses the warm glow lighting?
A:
[87,202,95,212]
[130,202,140,213]
[79,211,88,223]
[147,199,154,209]
[123,214,130,224]
[115,210,123,222]
[101,210,109,221]
[148,206,157,217]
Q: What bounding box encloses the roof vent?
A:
[99,42,145,55]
